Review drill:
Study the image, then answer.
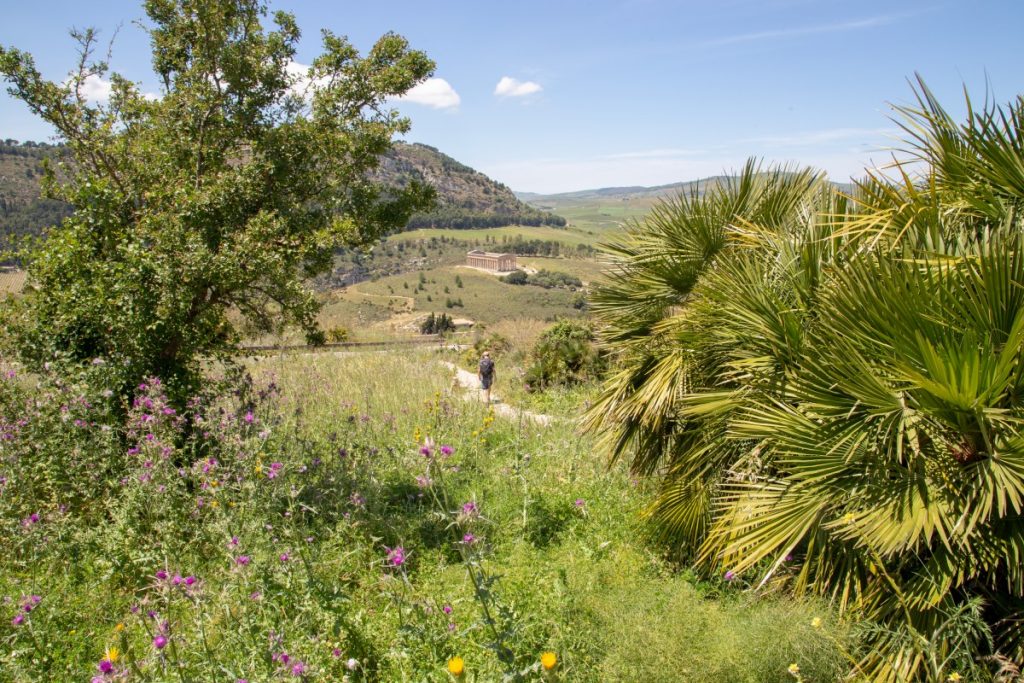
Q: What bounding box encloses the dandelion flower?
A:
[447,656,465,677]
[947,675,962,682]
[788,662,800,676]
[811,617,822,628]
[105,647,119,663]
[540,651,557,671]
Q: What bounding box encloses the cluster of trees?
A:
[501,237,594,258]
[419,312,455,334]
[404,208,565,230]
[501,269,582,290]
[585,82,1024,680]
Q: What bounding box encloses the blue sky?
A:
[2,0,1023,193]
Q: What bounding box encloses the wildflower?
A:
[345,658,359,671]
[235,555,251,566]
[419,445,434,458]
[443,604,453,615]
[462,533,476,544]
[184,576,197,586]
[461,501,478,516]
[724,570,736,582]
[811,617,823,629]
[386,546,406,567]
[440,445,454,456]
[948,674,963,682]
[153,635,168,649]
[11,613,24,626]
[332,648,342,658]
[114,622,124,632]
[415,474,433,488]
[540,651,557,671]
[291,662,307,676]
[229,536,240,547]
[244,411,256,424]
[788,663,801,677]
[280,553,290,562]
[574,498,585,507]
[447,656,465,677]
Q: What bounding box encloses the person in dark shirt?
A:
[477,350,496,403]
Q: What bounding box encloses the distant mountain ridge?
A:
[0,139,564,255]
[518,176,856,209]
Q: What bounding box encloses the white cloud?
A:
[399,78,461,109]
[494,76,542,98]
[77,74,113,103]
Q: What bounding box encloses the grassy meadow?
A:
[0,348,852,682]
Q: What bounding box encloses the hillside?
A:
[0,140,564,254]
[383,142,566,229]
[0,141,74,257]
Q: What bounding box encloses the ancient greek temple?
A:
[466,250,517,271]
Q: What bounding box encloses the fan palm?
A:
[585,81,1024,680]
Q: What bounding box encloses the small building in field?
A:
[466,250,517,272]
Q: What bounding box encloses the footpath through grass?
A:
[1,350,851,681]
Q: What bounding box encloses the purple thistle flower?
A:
[574,498,586,507]
[440,445,454,456]
[290,662,306,676]
[419,445,433,458]
[235,556,250,566]
[724,570,736,582]
[279,553,290,562]
[461,501,477,515]
[153,635,168,649]
[156,570,168,580]
[332,648,342,658]
[463,533,476,544]
[385,546,406,567]
[98,660,114,674]
[11,613,24,626]
[184,576,196,586]
[229,536,240,547]
[443,604,453,614]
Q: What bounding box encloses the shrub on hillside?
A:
[501,270,528,285]
[524,320,604,392]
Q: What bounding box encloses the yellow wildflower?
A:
[947,674,963,682]
[540,651,557,671]
[788,663,800,676]
[106,646,120,662]
[447,656,465,677]
[811,617,822,628]
[114,622,124,632]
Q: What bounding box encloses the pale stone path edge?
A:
[441,361,553,427]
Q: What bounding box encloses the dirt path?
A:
[441,361,553,427]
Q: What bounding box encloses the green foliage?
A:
[501,269,582,290]
[419,311,454,334]
[0,0,435,406]
[0,350,853,681]
[524,320,605,392]
[585,82,1024,680]
[501,269,529,285]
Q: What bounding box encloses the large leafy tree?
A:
[586,82,1024,680]
[0,0,434,403]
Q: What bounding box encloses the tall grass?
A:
[0,349,851,681]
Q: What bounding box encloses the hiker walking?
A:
[478,351,496,404]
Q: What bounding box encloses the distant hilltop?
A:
[0,139,565,252]
[518,175,856,210]
[382,142,565,230]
